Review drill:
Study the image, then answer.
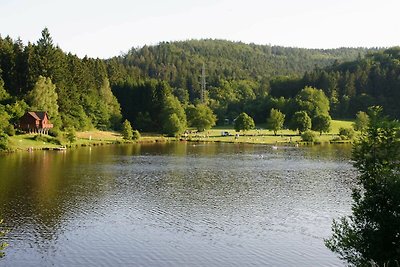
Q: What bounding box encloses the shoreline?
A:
[2,132,352,154]
[2,120,355,153]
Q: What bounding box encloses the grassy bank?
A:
[5,119,354,152]
[7,130,171,152]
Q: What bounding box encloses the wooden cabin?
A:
[18,111,54,134]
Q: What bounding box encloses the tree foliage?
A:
[295,86,330,118]
[325,106,400,266]
[161,95,187,136]
[65,127,76,144]
[301,130,317,142]
[267,108,285,135]
[234,112,255,132]
[186,104,217,131]
[122,119,133,140]
[290,111,311,133]
[353,111,369,132]
[27,75,60,128]
[163,113,186,137]
[312,114,331,135]
[339,127,355,140]
[0,131,8,151]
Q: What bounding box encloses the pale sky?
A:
[1,0,399,58]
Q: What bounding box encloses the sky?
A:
[1,0,399,59]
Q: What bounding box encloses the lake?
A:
[0,142,355,266]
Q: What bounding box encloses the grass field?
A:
[184,119,355,145]
[8,135,61,151]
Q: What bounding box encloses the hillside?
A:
[110,39,376,99]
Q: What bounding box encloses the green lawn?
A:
[9,134,61,151]
[330,120,354,134]
[184,119,355,145]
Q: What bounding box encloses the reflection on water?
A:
[0,143,355,266]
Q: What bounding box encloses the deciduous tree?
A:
[161,95,186,136]
[291,111,311,134]
[186,104,217,131]
[267,108,285,135]
[312,114,331,135]
[234,112,255,132]
[295,86,330,118]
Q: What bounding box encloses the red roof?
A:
[27,111,48,120]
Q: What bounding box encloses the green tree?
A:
[0,105,10,133]
[132,130,141,141]
[122,119,133,140]
[161,95,187,136]
[0,77,11,102]
[0,131,8,151]
[5,100,28,125]
[186,104,217,131]
[267,108,285,135]
[0,218,7,258]
[325,106,400,266]
[295,86,330,118]
[29,27,63,85]
[291,111,311,134]
[312,114,331,135]
[27,76,60,128]
[163,113,185,137]
[98,78,122,129]
[353,111,370,132]
[65,127,76,144]
[234,112,255,132]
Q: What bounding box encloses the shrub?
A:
[32,134,62,145]
[65,127,76,144]
[122,119,133,140]
[49,128,62,138]
[0,131,8,151]
[5,125,15,136]
[132,130,140,141]
[339,127,355,140]
[301,130,317,142]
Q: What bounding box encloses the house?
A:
[18,111,53,134]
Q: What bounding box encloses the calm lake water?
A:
[0,142,355,266]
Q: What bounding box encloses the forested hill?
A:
[113,39,375,88]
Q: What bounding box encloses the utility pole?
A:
[200,63,206,103]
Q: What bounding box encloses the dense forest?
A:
[113,39,374,101]
[270,48,400,119]
[0,28,121,134]
[1,28,396,140]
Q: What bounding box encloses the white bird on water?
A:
[272,142,278,150]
